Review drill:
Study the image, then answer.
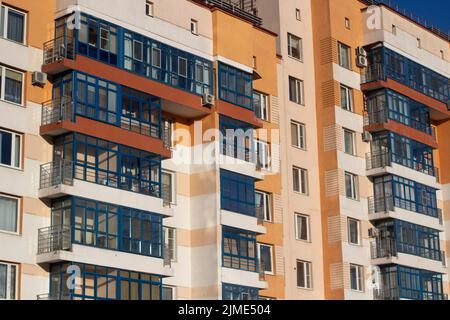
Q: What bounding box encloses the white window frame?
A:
[345,172,358,200]
[255,190,272,222]
[152,47,161,68]
[295,213,310,242]
[289,77,305,105]
[0,5,27,45]
[340,84,353,112]
[253,91,269,122]
[133,40,143,62]
[256,140,270,170]
[338,42,351,69]
[347,218,360,245]
[257,243,274,275]
[0,128,22,169]
[162,285,175,300]
[344,128,356,156]
[350,264,364,292]
[190,19,198,35]
[99,27,110,51]
[293,166,308,195]
[0,194,20,235]
[0,262,18,300]
[296,260,312,289]
[164,226,177,262]
[145,1,154,17]
[291,121,306,150]
[0,66,25,106]
[287,33,303,61]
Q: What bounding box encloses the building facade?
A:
[0,0,449,301]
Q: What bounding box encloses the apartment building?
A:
[0,0,449,301]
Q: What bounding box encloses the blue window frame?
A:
[51,197,163,258]
[55,13,213,96]
[222,283,259,300]
[220,115,255,163]
[366,46,450,104]
[53,71,162,139]
[365,89,432,135]
[220,169,255,216]
[222,226,258,272]
[373,175,438,218]
[219,63,253,110]
[379,265,444,300]
[49,262,162,300]
[371,131,435,176]
[54,133,162,198]
[375,220,442,261]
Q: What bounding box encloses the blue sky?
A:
[389,0,450,32]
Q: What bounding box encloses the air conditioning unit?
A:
[356,46,367,57]
[362,131,372,143]
[368,228,379,238]
[356,55,368,68]
[202,93,215,107]
[32,71,47,87]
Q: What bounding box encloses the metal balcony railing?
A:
[364,108,388,127]
[195,0,261,25]
[368,195,394,215]
[38,225,71,255]
[258,259,266,281]
[256,204,264,226]
[163,244,172,268]
[43,36,75,65]
[41,96,74,126]
[362,64,385,84]
[366,151,391,170]
[373,287,400,300]
[162,123,172,150]
[161,183,172,207]
[438,208,444,226]
[39,160,74,190]
[370,238,397,259]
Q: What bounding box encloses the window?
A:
[0,262,17,300]
[291,121,306,150]
[350,264,364,292]
[255,191,271,222]
[392,25,397,35]
[345,172,358,200]
[222,283,259,300]
[340,84,353,112]
[293,167,308,195]
[0,5,26,44]
[296,260,312,289]
[253,92,269,121]
[190,19,198,35]
[161,171,175,205]
[145,1,154,17]
[440,50,445,60]
[252,56,257,69]
[338,42,351,69]
[164,227,177,261]
[0,195,19,233]
[162,286,174,300]
[417,38,421,48]
[344,129,356,156]
[219,63,253,110]
[0,66,24,105]
[289,76,304,105]
[345,18,350,29]
[295,9,301,21]
[222,227,257,272]
[295,213,310,242]
[288,33,303,61]
[348,218,360,245]
[221,170,255,217]
[178,57,187,77]
[256,140,270,170]
[0,129,21,169]
[258,244,273,274]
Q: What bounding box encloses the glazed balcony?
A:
[373,287,448,301]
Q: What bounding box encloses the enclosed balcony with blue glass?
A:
[374,265,446,300]
[367,131,437,178]
[220,169,256,217]
[39,133,162,198]
[42,71,162,139]
[222,226,258,273]
[220,115,255,163]
[218,63,254,110]
[370,175,439,220]
[43,13,214,97]
[43,262,163,300]
[371,219,444,263]
[362,46,450,104]
[364,89,432,135]
[222,283,259,300]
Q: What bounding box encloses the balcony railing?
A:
[362,64,385,84]
[41,96,74,126]
[194,0,261,25]
[258,258,266,281]
[161,183,172,207]
[368,195,394,214]
[374,287,448,300]
[366,151,391,170]
[370,238,397,259]
[38,225,71,255]
[373,287,400,300]
[256,204,264,226]
[163,244,172,268]
[39,160,74,190]
[36,293,71,300]
[43,36,75,65]
[364,108,388,127]
[371,238,445,262]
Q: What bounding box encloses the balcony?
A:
[373,288,448,301]
[39,160,74,190]
[365,151,440,184]
[38,225,71,255]
[193,0,262,26]
[43,36,75,74]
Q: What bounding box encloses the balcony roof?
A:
[192,0,262,26]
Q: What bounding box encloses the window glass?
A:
[6,8,25,43]
[0,195,18,233]
[4,69,23,105]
